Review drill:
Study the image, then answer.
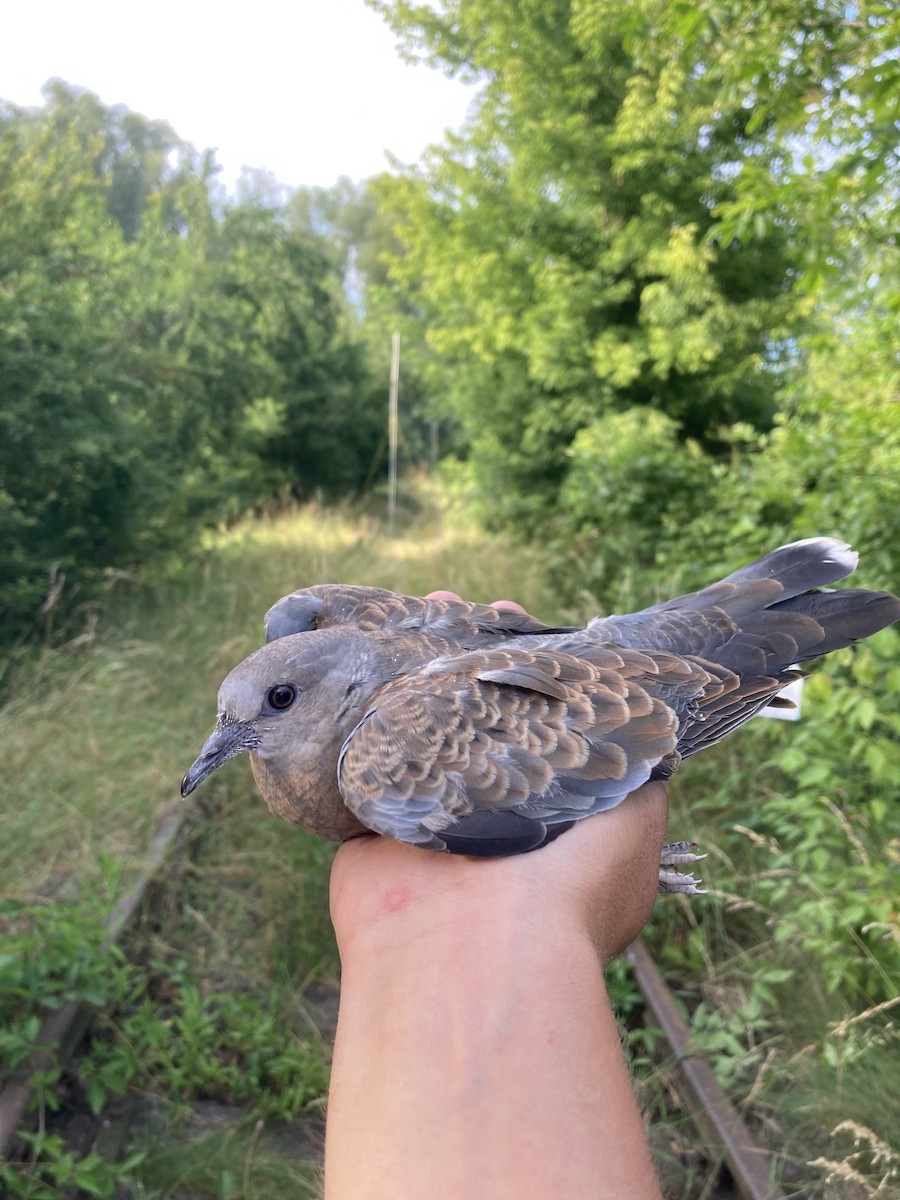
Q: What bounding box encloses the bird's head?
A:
[181,629,382,833]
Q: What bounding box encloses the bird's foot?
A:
[658,841,706,894]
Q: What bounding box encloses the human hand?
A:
[331,778,667,967]
[330,589,667,966]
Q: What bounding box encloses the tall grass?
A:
[0,479,568,904]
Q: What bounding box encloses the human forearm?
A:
[325,842,662,1199]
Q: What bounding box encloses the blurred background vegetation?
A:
[1,1,897,1197]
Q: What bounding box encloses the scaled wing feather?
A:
[337,645,693,854]
[265,584,570,645]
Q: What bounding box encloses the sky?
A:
[1,0,475,191]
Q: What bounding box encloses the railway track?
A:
[1,807,785,1199]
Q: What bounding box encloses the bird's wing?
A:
[265,584,570,646]
[336,645,708,856]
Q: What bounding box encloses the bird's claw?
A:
[658,841,706,894]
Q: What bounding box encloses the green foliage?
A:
[650,632,900,1009]
[0,894,129,1036]
[0,112,138,630]
[0,897,143,1200]
[34,78,208,242]
[1,1131,143,1199]
[753,637,900,1002]
[0,85,380,642]
[544,254,898,607]
[368,0,801,525]
[364,1,897,595]
[558,407,713,583]
[665,0,899,284]
[0,902,327,1197]
[0,892,138,1190]
[687,992,775,1091]
[83,977,329,1122]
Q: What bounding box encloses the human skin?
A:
[325,776,667,1199]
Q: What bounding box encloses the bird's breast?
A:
[249,753,367,841]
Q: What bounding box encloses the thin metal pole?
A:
[388,331,400,536]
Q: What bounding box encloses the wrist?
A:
[329,781,668,970]
[330,837,593,969]
[325,837,661,1200]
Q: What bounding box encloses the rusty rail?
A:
[627,937,787,1200]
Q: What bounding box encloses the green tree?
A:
[32,80,211,241]
[213,204,383,498]
[289,174,447,471]
[0,90,380,640]
[0,111,142,633]
[662,0,899,285]
[368,0,800,526]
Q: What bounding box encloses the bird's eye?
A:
[267,684,297,711]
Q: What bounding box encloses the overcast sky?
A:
[1,0,475,190]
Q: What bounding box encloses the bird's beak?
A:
[181,718,257,797]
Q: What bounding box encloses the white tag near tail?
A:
[759,673,804,721]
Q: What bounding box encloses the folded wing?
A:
[265,584,570,646]
[337,645,705,856]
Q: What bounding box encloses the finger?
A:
[425,590,528,616]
